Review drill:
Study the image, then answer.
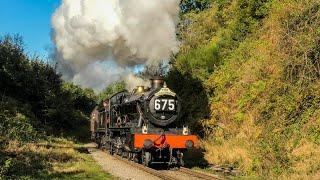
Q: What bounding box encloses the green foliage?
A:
[62,83,97,116]
[231,0,272,40]
[0,35,96,140]
[175,43,220,81]
[0,113,36,142]
[0,36,100,178]
[169,0,273,135]
[171,0,320,178]
[0,139,112,179]
[180,0,213,13]
[237,80,266,109]
[282,1,320,82]
[166,69,210,134]
[98,81,125,101]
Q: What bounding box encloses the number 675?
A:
[154,99,175,111]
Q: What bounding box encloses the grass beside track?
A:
[0,138,113,179]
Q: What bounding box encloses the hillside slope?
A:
[170,0,320,178]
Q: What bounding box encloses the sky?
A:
[0,0,61,59]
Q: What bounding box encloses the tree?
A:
[98,81,126,101]
[0,35,97,137]
[180,0,212,13]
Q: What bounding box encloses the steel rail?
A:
[112,154,177,180]
[88,145,176,180]
[88,144,222,180]
[179,167,222,180]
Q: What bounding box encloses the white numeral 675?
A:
[155,99,175,111]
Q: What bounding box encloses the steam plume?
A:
[51,0,180,91]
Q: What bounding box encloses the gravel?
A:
[86,143,204,180]
[158,170,202,180]
[88,147,161,180]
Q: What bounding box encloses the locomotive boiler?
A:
[90,77,198,167]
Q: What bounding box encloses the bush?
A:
[0,113,37,142]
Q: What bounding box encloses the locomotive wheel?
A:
[121,150,128,158]
[121,150,125,157]
[109,143,114,155]
[133,153,140,163]
[99,136,106,149]
[178,152,184,167]
[97,137,101,149]
[115,148,121,155]
[142,151,151,167]
[179,158,184,167]
[128,152,132,161]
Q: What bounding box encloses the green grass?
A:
[0,138,113,179]
[46,153,112,180]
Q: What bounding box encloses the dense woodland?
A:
[0,36,100,178]
[170,0,320,178]
[1,0,320,179]
[0,35,97,139]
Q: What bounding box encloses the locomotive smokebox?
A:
[150,76,164,89]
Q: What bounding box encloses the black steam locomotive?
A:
[90,77,198,167]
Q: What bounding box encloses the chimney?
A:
[150,76,164,89]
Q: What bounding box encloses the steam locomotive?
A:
[90,77,198,167]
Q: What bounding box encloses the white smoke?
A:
[122,73,150,91]
[51,0,180,91]
[72,61,125,92]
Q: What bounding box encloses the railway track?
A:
[179,167,221,180]
[87,144,221,180]
[112,154,177,180]
[113,154,221,180]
